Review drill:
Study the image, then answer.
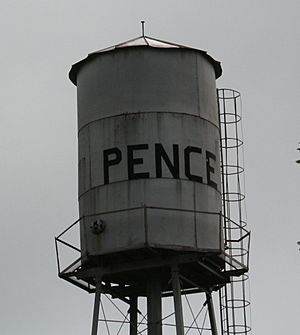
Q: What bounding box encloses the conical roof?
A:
[69,36,222,84]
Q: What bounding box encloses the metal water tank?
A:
[69,36,223,263]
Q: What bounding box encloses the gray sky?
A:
[1,1,300,334]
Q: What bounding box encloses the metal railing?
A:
[55,206,250,294]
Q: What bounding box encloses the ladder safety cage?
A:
[218,88,251,335]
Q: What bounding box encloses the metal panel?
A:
[69,36,222,84]
[81,208,146,257]
[76,49,219,130]
[74,46,222,259]
[196,212,221,251]
[146,208,196,249]
[78,113,221,197]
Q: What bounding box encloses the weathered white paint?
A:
[72,46,222,259]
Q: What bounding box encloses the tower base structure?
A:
[55,221,249,334]
[86,252,239,335]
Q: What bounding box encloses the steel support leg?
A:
[206,292,218,335]
[171,266,184,335]
[91,279,102,335]
[147,277,162,335]
[129,295,138,335]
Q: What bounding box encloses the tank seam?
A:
[78,177,222,199]
[195,54,201,115]
[77,111,220,135]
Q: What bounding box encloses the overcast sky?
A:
[1,1,300,334]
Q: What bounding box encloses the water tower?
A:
[55,32,251,335]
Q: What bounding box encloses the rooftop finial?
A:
[141,20,145,37]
